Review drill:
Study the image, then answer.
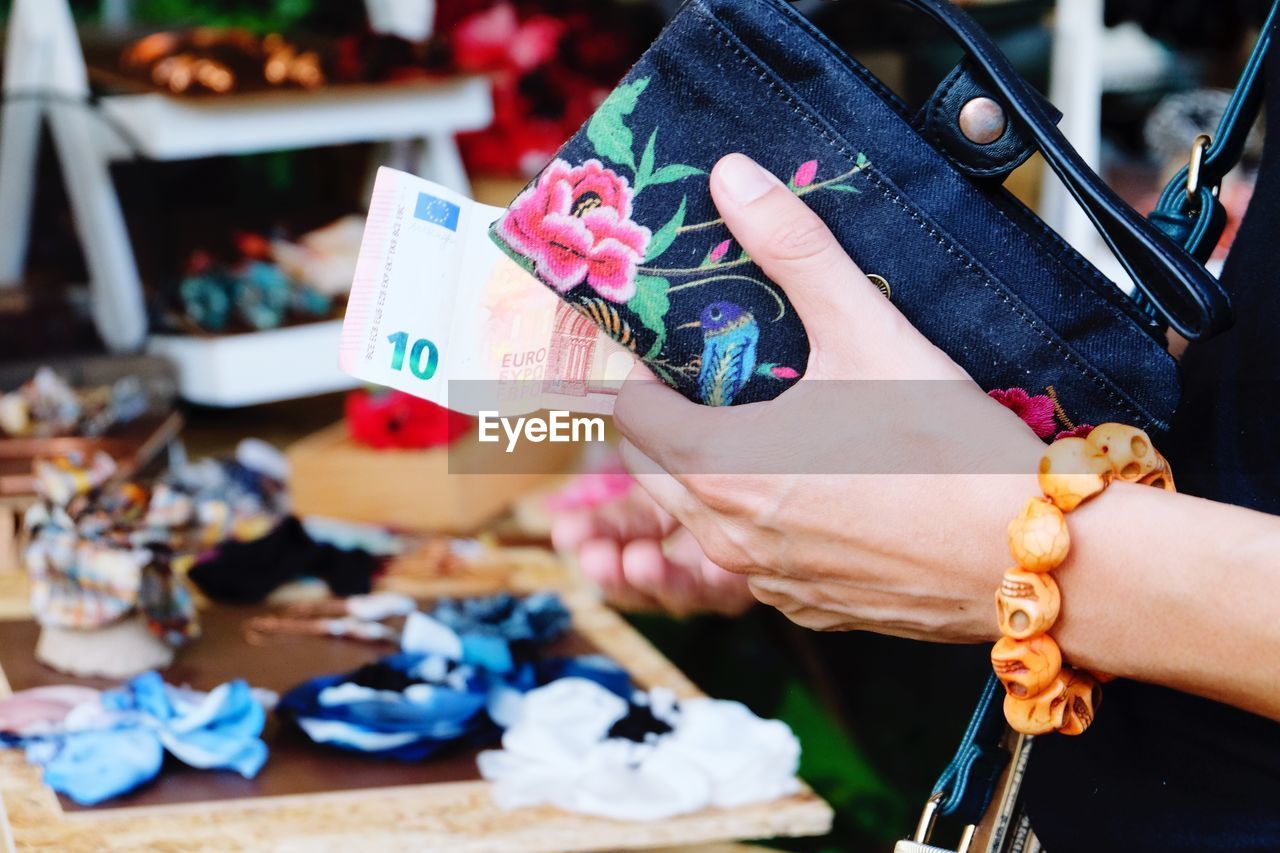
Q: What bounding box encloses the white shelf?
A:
[147,321,358,407]
[96,77,493,161]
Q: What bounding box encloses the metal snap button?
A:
[868,274,891,299]
[958,97,1007,145]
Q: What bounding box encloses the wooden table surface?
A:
[0,556,832,852]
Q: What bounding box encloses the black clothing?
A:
[1024,27,1280,853]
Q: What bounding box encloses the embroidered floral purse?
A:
[490,0,1234,435]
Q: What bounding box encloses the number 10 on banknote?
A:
[340,169,637,417]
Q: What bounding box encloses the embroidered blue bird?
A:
[682,301,759,407]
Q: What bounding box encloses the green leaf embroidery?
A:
[856,152,870,169]
[824,184,861,193]
[635,129,659,193]
[647,361,676,386]
[644,196,687,263]
[629,274,671,360]
[587,77,650,172]
[647,163,705,187]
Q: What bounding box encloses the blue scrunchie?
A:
[24,671,267,806]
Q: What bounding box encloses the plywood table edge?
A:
[0,592,834,852]
[559,589,702,698]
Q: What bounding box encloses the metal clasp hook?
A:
[1185,133,1213,202]
[911,793,977,853]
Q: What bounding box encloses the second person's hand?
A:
[551,485,755,617]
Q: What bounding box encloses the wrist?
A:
[1050,482,1192,681]
[994,425,1177,735]
[970,471,1044,643]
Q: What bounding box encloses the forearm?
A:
[1054,483,1280,720]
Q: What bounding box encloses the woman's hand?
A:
[551,485,755,617]
[612,153,1047,644]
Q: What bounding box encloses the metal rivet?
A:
[868,274,891,299]
[958,97,1007,145]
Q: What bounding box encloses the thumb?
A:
[709,153,911,377]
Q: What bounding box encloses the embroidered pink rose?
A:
[988,388,1057,439]
[500,158,651,302]
[709,240,732,263]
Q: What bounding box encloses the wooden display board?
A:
[287,422,582,534]
[0,571,833,851]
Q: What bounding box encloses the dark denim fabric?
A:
[490,0,1181,434]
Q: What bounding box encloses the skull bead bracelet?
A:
[994,424,1176,736]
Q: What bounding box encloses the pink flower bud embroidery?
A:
[792,160,819,188]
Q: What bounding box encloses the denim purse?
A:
[490,0,1233,436]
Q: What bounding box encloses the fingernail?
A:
[718,154,782,206]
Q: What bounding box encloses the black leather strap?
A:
[1150,0,1277,264]
[1191,4,1274,187]
[883,0,1240,340]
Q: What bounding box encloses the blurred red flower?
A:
[452,3,565,74]
[444,0,659,176]
[435,0,496,35]
[346,389,472,450]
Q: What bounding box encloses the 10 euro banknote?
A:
[339,169,637,416]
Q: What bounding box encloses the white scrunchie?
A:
[478,678,801,821]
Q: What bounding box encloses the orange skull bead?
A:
[991,634,1063,698]
[995,569,1061,640]
[1038,438,1112,512]
[1003,674,1069,735]
[1007,497,1070,572]
[1057,670,1102,736]
[1086,424,1159,483]
[1139,452,1176,492]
